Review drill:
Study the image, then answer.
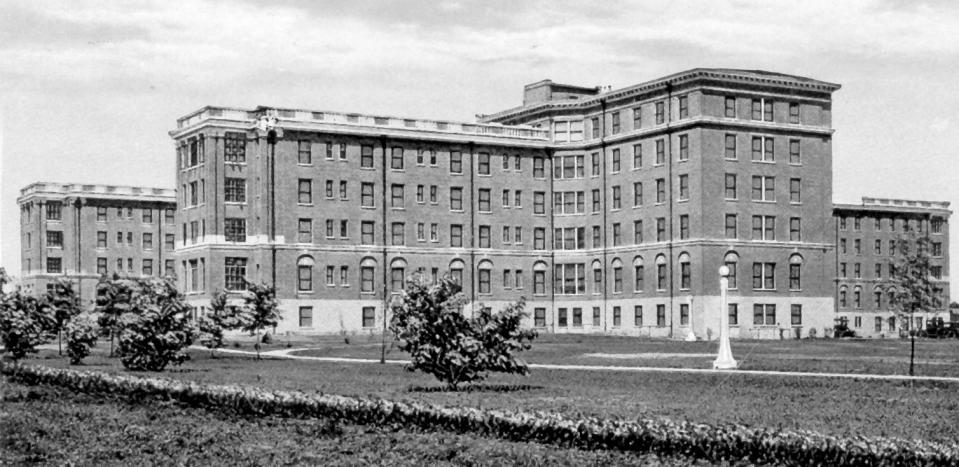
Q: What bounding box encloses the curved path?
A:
[201,346,959,383]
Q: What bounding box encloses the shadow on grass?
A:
[407,384,544,393]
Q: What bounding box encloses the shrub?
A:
[198,291,245,358]
[389,274,536,390]
[65,315,99,364]
[0,292,56,360]
[239,282,281,360]
[45,278,82,355]
[109,277,197,371]
[95,276,138,356]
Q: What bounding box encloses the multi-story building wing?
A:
[17,182,177,306]
[833,198,951,337]
[482,69,841,338]
[169,68,855,338]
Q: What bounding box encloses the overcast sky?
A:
[1,0,957,295]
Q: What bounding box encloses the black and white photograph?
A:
[1,1,958,465]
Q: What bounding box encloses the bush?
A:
[198,291,246,357]
[389,275,536,390]
[65,316,99,364]
[0,292,56,360]
[104,277,197,371]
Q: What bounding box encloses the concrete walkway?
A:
[203,346,959,383]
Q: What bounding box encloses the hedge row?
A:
[2,362,957,466]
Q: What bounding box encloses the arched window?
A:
[477,259,493,294]
[390,258,407,292]
[839,286,848,308]
[297,256,314,292]
[678,252,691,290]
[591,259,603,294]
[533,261,547,295]
[723,251,739,289]
[655,254,667,291]
[611,258,623,294]
[853,286,862,308]
[873,286,883,309]
[789,254,803,290]
[360,257,377,293]
[449,258,465,286]
[633,256,644,292]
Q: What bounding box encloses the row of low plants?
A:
[3,362,957,466]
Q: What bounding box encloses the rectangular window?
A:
[752,215,776,241]
[753,304,776,325]
[340,220,348,238]
[450,150,462,174]
[298,307,313,328]
[361,221,374,245]
[611,112,621,134]
[678,134,689,160]
[430,223,439,242]
[224,218,246,243]
[142,259,153,276]
[655,139,665,165]
[751,136,774,162]
[297,179,312,204]
[657,264,667,290]
[325,180,334,198]
[558,308,568,327]
[611,307,621,327]
[533,191,545,214]
[533,156,545,178]
[752,263,776,290]
[572,307,583,327]
[96,257,107,274]
[591,117,600,138]
[656,305,666,326]
[725,214,737,239]
[478,188,491,212]
[633,220,644,244]
[554,263,586,295]
[678,174,689,200]
[679,215,689,240]
[142,210,153,224]
[611,148,621,172]
[725,134,737,159]
[633,107,642,129]
[391,184,405,208]
[339,181,347,200]
[789,178,801,203]
[680,304,689,325]
[298,140,312,164]
[450,224,463,247]
[534,308,546,327]
[656,217,666,242]
[634,265,644,291]
[678,95,688,119]
[789,103,800,124]
[450,187,463,211]
[591,190,601,213]
[612,223,621,247]
[501,226,510,244]
[46,202,62,220]
[391,222,405,246]
[725,97,736,118]
[789,264,801,290]
[360,182,374,208]
[224,257,247,291]
[729,304,738,325]
[391,146,404,170]
[224,132,246,162]
[789,217,801,242]
[361,145,374,168]
[96,206,108,222]
[656,178,665,203]
[298,262,313,292]
[46,231,63,248]
[612,186,621,209]
[479,225,490,248]
[514,190,522,207]
[655,101,665,124]
[725,174,737,199]
[751,176,775,201]
[362,307,376,328]
[502,189,510,208]
[533,227,545,250]
[478,269,490,294]
[96,231,107,248]
[789,139,801,164]
[477,152,490,175]
[591,152,600,176]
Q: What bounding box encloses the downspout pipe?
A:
[599,99,609,332]
[267,130,277,289]
[380,136,389,364]
[665,82,675,339]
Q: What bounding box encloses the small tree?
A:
[108,276,197,371]
[198,290,246,358]
[46,278,82,355]
[890,229,942,376]
[95,275,136,356]
[239,282,281,360]
[65,315,99,364]
[0,291,56,360]
[0,267,10,293]
[389,275,537,390]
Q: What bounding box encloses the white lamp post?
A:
[713,265,738,369]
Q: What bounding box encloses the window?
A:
[657,262,667,291]
[533,191,545,214]
[448,187,464,211]
[478,188,491,212]
[609,112,621,134]
[357,182,374,208]
[752,263,775,290]
[360,221,374,245]
[533,268,546,295]
[430,223,439,242]
[656,178,665,203]
[533,227,545,250]
[633,107,642,129]
[611,186,621,210]
[391,184,405,208]
[478,268,490,294]
[297,257,313,292]
[725,97,736,118]
[655,139,665,165]
[141,259,153,276]
[656,218,666,242]
[297,140,312,164]
[789,139,801,165]
[189,181,198,206]
[224,257,247,291]
[789,178,802,203]
[724,134,737,159]
[678,134,689,161]
[571,307,583,327]
[140,232,153,250]
[854,288,862,308]
[361,145,374,168]
[789,103,800,124]
[46,231,63,248]
[680,304,689,325]
[751,98,773,122]
[606,306,617,327]
[655,101,665,124]
[854,239,862,255]
[558,308,568,327]
[789,218,801,241]
[591,152,600,176]
[502,190,510,208]
[339,181,347,200]
[96,231,107,249]
[629,220,643,245]
[390,147,404,170]
[612,263,623,293]
[729,304,738,325]
[46,257,62,273]
[932,242,943,257]
[534,308,546,327]
[361,263,375,293]
[533,155,545,178]
[592,225,601,248]
[725,174,737,199]
[325,180,334,198]
[297,179,312,204]
[95,206,107,222]
[680,259,691,289]
[391,222,405,246]
[789,264,801,290]
[932,217,944,234]
[753,304,776,325]
[751,176,775,201]
[502,269,512,288]
[142,210,153,224]
[225,132,246,162]
[391,265,406,292]
[223,218,245,243]
[854,217,862,231]
[751,136,774,162]
[450,150,462,174]
[362,307,375,328]
[501,226,510,244]
[340,220,349,238]
[611,148,621,172]
[430,185,438,204]
[501,153,510,170]
[477,152,491,175]
[478,225,490,248]
[875,263,883,279]
[294,307,313,328]
[513,190,522,208]
[46,202,62,220]
[450,224,463,247]
[554,263,586,295]
[932,265,943,279]
[163,234,174,250]
[591,117,600,138]
[724,214,738,239]
[678,174,689,200]
[752,215,775,241]
[164,208,175,224]
[656,305,666,326]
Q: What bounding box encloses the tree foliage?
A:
[198,290,246,357]
[890,229,941,331]
[389,275,537,390]
[65,315,99,364]
[46,278,82,355]
[95,275,137,355]
[239,282,281,360]
[95,276,197,371]
[0,291,56,360]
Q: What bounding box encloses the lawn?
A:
[19,336,959,445]
[0,378,707,466]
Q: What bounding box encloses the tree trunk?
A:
[58,331,62,356]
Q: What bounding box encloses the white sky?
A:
[1,0,958,296]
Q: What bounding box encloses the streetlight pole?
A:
[713,265,737,369]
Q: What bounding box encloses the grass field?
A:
[0,378,708,466]
[18,335,959,445]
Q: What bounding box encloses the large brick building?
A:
[17,182,177,306]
